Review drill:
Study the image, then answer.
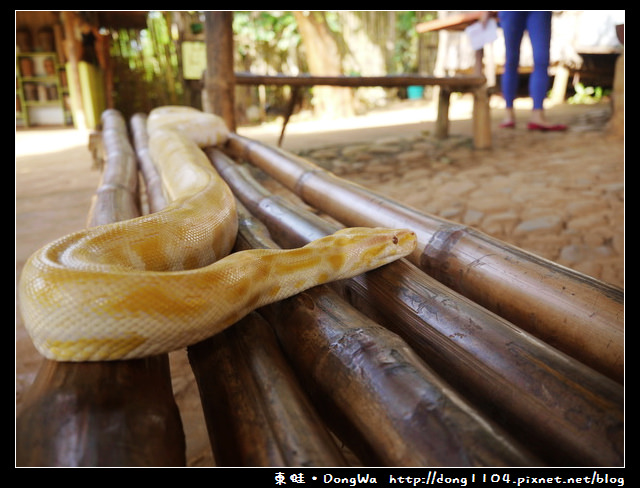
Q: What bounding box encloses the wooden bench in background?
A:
[234,73,491,149]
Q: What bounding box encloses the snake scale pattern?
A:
[18,106,416,361]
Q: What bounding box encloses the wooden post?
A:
[203,11,236,131]
[608,52,624,138]
[435,88,450,139]
[550,64,571,105]
[472,84,492,149]
[472,49,492,149]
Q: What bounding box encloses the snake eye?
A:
[392,236,399,245]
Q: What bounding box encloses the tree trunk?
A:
[293,11,354,119]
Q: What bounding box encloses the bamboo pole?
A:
[208,148,624,467]
[188,310,349,466]
[87,109,140,225]
[16,110,186,467]
[129,112,348,466]
[223,134,624,384]
[16,357,185,467]
[232,203,541,467]
[188,202,349,467]
[130,112,167,213]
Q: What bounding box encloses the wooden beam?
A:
[235,72,485,88]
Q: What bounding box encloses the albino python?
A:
[19,106,416,362]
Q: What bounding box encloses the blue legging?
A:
[498,11,552,110]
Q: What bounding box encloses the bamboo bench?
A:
[234,73,491,149]
[16,109,623,467]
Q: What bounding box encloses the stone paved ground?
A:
[294,106,623,288]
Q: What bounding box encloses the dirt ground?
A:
[15,95,624,466]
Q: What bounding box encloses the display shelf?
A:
[16,52,72,127]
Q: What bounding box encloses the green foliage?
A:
[321,11,342,34]
[109,11,184,119]
[568,83,610,104]
[232,11,433,74]
[108,10,441,118]
[233,12,300,58]
[392,11,436,73]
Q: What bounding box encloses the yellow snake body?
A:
[19,107,416,362]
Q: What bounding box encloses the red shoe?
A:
[527,122,567,132]
[499,121,516,129]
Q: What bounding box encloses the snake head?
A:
[329,227,417,272]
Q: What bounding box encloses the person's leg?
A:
[526,11,552,124]
[498,11,527,126]
[525,11,566,130]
